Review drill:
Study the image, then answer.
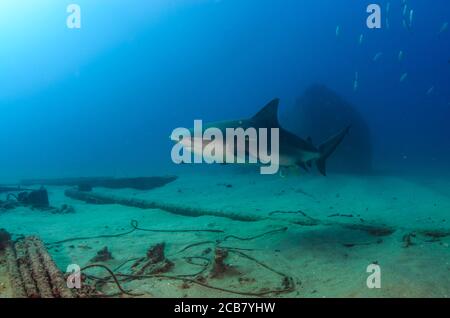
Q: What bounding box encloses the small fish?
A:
[386,17,390,29]
[353,72,359,91]
[353,78,359,92]
[438,22,448,34]
[336,25,340,37]
[402,19,409,30]
[386,2,391,14]
[398,50,404,61]
[400,73,408,82]
[409,9,414,28]
[402,5,408,17]
[358,34,364,45]
[426,86,434,95]
[373,52,383,62]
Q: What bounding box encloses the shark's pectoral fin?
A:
[297,161,309,172]
[316,158,327,176]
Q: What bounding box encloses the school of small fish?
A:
[334,0,448,98]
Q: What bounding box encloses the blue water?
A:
[2,1,450,299]
[0,0,449,181]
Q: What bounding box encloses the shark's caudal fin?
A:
[251,98,280,127]
[316,126,351,176]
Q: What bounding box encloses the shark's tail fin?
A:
[316,126,351,176]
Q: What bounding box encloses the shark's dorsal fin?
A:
[251,98,280,127]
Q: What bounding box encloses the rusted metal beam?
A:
[4,236,74,298]
[64,189,262,222]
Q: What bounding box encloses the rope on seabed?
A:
[173,227,289,255]
[87,255,212,294]
[46,228,138,246]
[83,249,295,297]
[46,219,284,248]
[81,264,144,297]
[175,240,216,254]
[45,219,292,296]
[45,220,224,246]
[130,220,224,233]
[115,272,294,297]
[223,227,288,241]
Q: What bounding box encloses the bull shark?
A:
[174,98,350,176]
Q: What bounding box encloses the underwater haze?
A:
[1,0,450,299]
[0,0,449,181]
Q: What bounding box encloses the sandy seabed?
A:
[1,170,449,298]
